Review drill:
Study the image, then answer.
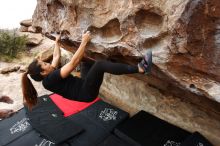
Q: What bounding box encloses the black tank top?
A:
[42,69,83,100]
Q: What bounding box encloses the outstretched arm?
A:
[60,31,91,78]
[51,34,61,69]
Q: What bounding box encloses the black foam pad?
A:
[97,134,134,146]
[79,100,129,132]
[0,109,32,146]
[80,61,94,79]
[25,94,63,115]
[65,100,129,146]
[180,132,213,146]
[7,130,70,146]
[27,95,83,144]
[114,110,191,146]
[7,130,55,146]
[67,113,110,146]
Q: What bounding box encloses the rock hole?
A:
[204,83,213,89]
[142,36,167,51]
[47,0,64,11]
[35,27,42,33]
[47,0,65,20]
[143,37,161,49]
[46,0,65,30]
[89,19,122,43]
[189,84,196,89]
[61,39,81,49]
[135,9,163,38]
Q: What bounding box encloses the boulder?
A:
[29,0,220,144]
[19,65,27,73]
[0,66,20,74]
[20,19,32,27]
[0,109,15,119]
[0,95,13,104]
[19,26,28,32]
[18,32,43,46]
[27,26,37,33]
[32,0,220,105]
[36,46,54,62]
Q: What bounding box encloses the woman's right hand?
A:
[82,31,91,43]
[55,33,62,42]
[60,31,91,79]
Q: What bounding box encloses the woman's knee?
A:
[93,60,106,70]
[79,95,97,102]
[86,96,97,102]
[95,60,105,65]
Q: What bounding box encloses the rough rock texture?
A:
[0,36,55,115]
[30,0,220,145]
[18,32,43,46]
[20,19,42,33]
[0,96,15,119]
[28,26,38,33]
[20,19,32,27]
[0,66,20,74]
[32,0,220,103]
[0,71,52,111]
[19,25,29,32]
[100,74,220,145]
[0,28,55,117]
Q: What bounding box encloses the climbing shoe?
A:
[138,50,152,74]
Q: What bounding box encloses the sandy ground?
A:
[0,72,52,111]
[0,38,55,111]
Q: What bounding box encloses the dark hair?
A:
[21,59,44,110]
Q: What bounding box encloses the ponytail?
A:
[21,72,38,110]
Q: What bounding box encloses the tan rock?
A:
[24,0,220,144]
[19,26,28,32]
[20,19,32,27]
[19,65,27,73]
[0,71,52,112]
[31,0,220,103]
[35,45,72,65]
[28,26,37,33]
[100,74,220,145]
[18,32,43,45]
[36,46,54,62]
[0,95,13,104]
[0,66,20,74]
[0,109,15,119]
[60,48,73,66]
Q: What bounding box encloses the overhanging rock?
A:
[32,0,220,111]
[31,0,220,144]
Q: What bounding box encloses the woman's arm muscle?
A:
[51,34,61,68]
[60,31,91,78]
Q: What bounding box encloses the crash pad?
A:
[50,93,100,117]
[114,110,191,146]
[180,132,213,146]
[0,109,32,146]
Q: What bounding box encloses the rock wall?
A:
[31,0,220,145]
[100,74,220,145]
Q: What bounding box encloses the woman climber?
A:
[21,31,152,109]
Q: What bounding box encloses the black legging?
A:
[78,60,139,102]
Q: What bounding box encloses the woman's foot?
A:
[138,50,152,74]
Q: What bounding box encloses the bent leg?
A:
[78,60,138,102]
[80,61,95,79]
